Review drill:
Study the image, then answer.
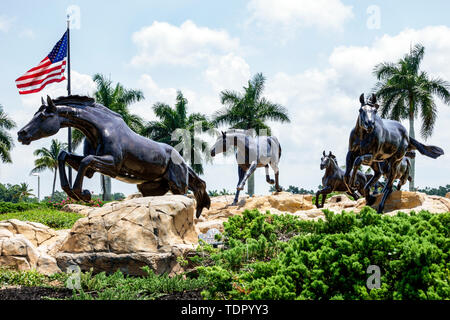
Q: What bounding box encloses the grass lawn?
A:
[0,209,83,230]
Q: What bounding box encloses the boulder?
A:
[55,195,198,276]
[0,219,59,247]
[0,235,39,271]
[446,192,450,199]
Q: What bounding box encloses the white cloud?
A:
[0,15,14,32]
[130,20,241,67]
[203,53,251,93]
[329,26,450,94]
[247,0,353,33]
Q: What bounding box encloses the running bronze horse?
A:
[315,151,367,208]
[17,95,210,218]
[344,93,444,213]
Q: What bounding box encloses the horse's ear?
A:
[329,151,332,157]
[46,95,56,113]
[371,93,377,104]
[374,103,380,110]
[41,97,46,106]
[221,131,226,138]
[359,93,365,105]
[323,150,326,156]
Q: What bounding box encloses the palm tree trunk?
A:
[101,174,112,201]
[247,173,255,197]
[408,101,415,191]
[51,168,57,201]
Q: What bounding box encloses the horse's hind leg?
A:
[270,162,282,192]
[265,165,274,184]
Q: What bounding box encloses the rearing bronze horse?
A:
[344,93,444,213]
[18,95,210,218]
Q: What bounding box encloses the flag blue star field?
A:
[15,30,68,95]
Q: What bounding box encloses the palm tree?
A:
[143,91,213,175]
[73,73,145,200]
[373,44,450,190]
[31,139,67,201]
[15,183,34,202]
[212,73,290,196]
[0,104,16,164]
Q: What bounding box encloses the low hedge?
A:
[195,207,450,300]
[0,201,45,214]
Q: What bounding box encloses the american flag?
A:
[15,30,68,95]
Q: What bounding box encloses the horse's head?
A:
[17,96,61,145]
[320,151,336,170]
[211,131,229,157]
[358,93,379,133]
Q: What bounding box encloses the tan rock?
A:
[36,254,61,275]
[56,195,199,275]
[0,219,58,247]
[446,192,450,199]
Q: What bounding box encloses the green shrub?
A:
[197,207,450,300]
[0,209,83,229]
[0,201,45,214]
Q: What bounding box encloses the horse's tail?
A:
[409,137,444,159]
[187,166,211,218]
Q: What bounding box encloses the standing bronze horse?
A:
[344,93,444,213]
[17,95,210,218]
[210,129,282,205]
[315,151,367,208]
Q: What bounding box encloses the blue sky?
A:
[1,0,450,199]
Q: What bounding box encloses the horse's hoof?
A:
[267,179,275,185]
[230,201,238,206]
[81,190,92,202]
[236,187,243,191]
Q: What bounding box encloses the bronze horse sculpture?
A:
[315,151,367,208]
[374,152,414,192]
[344,93,444,213]
[210,129,282,205]
[17,95,210,218]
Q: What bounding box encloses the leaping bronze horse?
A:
[17,95,210,218]
[344,93,444,213]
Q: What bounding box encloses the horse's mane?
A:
[52,95,122,119]
[225,129,247,135]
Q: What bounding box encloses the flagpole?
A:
[66,16,72,186]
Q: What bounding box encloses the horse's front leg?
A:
[72,155,116,201]
[58,151,83,200]
[232,166,246,206]
[350,154,373,187]
[364,166,382,206]
[316,185,331,208]
[344,151,357,188]
[377,161,399,213]
[237,161,257,191]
